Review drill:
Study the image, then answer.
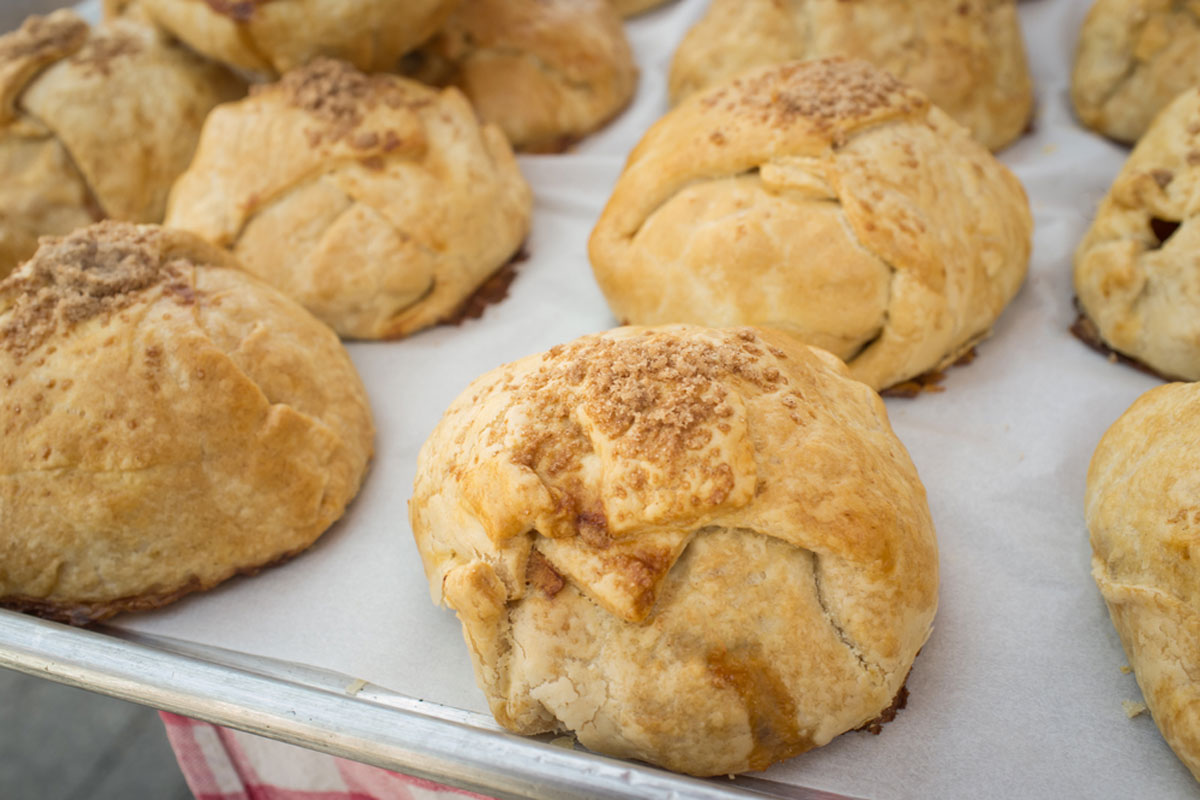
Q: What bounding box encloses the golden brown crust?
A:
[0,12,244,279]
[411,324,938,776]
[401,0,638,153]
[0,222,374,622]
[668,0,1033,152]
[589,58,1032,392]
[1074,88,1200,380]
[1072,0,1200,144]
[1087,382,1200,781]
[107,0,460,75]
[165,58,531,340]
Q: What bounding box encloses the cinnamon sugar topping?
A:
[1,223,182,361]
[701,58,923,134]
[269,58,421,146]
[511,329,785,472]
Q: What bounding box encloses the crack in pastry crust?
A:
[412,325,938,776]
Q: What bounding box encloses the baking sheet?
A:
[42,0,1199,796]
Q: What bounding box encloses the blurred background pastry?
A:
[0,10,242,278]
[165,58,531,339]
[668,0,1033,151]
[1072,0,1200,144]
[411,324,938,776]
[0,222,374,624]
[1074,87,1200,380]
[590,58,1032,392]
[400,0,637,153]
[105,0,459,76]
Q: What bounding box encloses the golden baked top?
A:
[165,58,531,339]
[668,0,1033,151]
[411,325,938,774]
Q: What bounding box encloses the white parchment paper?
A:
[100,0,1198,796]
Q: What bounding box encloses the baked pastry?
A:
[105,0,458,76]
[1072,0,1200,144]
[165,58,531,340]
[411,324,939,776]
[0,222,374,624]
[400,0,637,153]
[0,11,242,278]
[667,0,1033,152]
[589,59,1032,392]
[1087,382,1200,781]
[612,0,673,17]
[1074,88,1200,381]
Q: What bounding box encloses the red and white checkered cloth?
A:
[160,712,497,800]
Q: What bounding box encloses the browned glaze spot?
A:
[706,645,806,771]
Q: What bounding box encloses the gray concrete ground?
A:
[0,667,192,800]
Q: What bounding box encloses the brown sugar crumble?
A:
[510,328,786,477]
[0,223,186,362]
[69,30,144,77]
[269,58,422,146]
[700,58,924,135]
